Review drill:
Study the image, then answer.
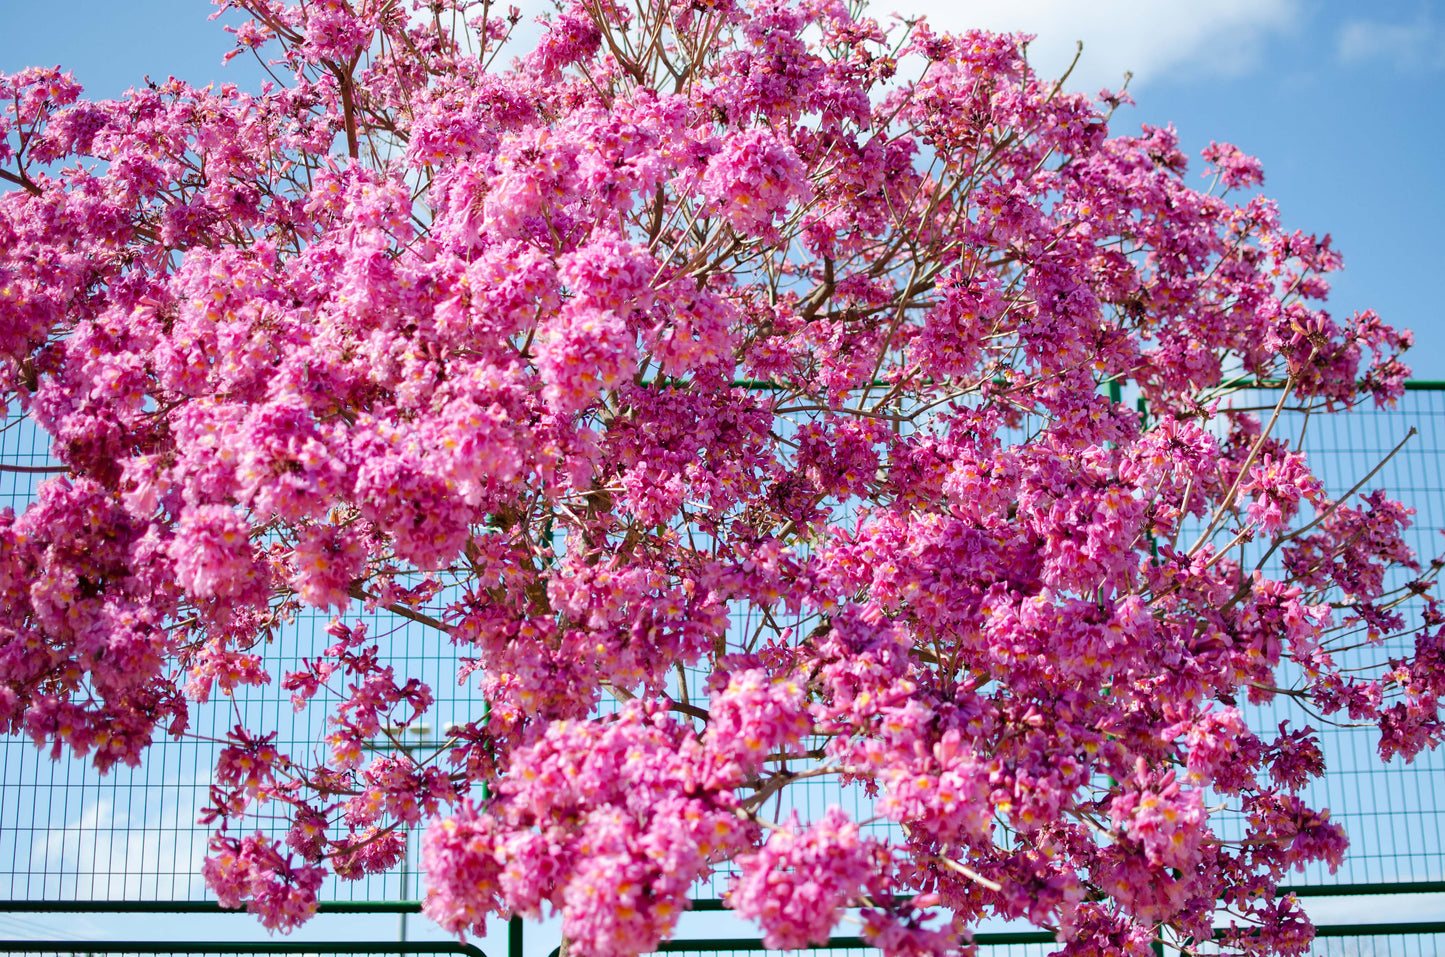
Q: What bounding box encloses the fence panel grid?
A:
[2,385,1444,952]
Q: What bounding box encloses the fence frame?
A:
[4,381,1445,954]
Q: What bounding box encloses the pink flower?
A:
[168,504,265,601]
[700,129,811,235]
[730,808,881,949]
[289,523,367,610]
[1241,451,1323,534]
[1201,141,1265,190]
[704,667,810,774]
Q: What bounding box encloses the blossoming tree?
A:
[1,0,1440,953]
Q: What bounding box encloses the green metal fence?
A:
[1191,384,1445,889]
[0,945,488,957]
[3,384,1445,954]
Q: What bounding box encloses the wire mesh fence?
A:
[0,403,479,905]
[5,926,1445,957]
[556,925,1445,956]
[0,945,489,957]
[1184,923,1445,956]
[1185,384,1445,888]
[3,385,1445,950]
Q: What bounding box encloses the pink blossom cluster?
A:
[1,0,1440,954]
[730,807,885,948]
[201,832,325,931]
[424,702,753,957]
[700,129,811,236]
[704,667,810,773]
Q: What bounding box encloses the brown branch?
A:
[0,463,67,474]
[331,61,361,160]
[348,583,449,632]
[0,167,42,196]
[664,695,709,722]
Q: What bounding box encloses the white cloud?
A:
[1338,13,1445,71]
[460,0,1300,92]
[870,0,1301,92]
[29,777,210,902]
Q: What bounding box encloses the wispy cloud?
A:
[1338,12,1445,72]
[28,777,211,903]
[872,0,1301,92]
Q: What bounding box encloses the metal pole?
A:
[509,914,522,957]
[368,724,433,946]
[399,825,410,943]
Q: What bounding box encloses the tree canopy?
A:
[0,1,1438,954]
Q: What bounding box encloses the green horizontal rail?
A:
[641,376,1445,395]
[3,909,1444,956]
[1282,881,1445,897]
[1312,921,1445,936]
[626,922,1445,957]
[0,902,424,914]
[8,882,1445,915]
[0,944,486,957]
[656,942,1063,954]
[1183,377,1445,392]
[6,928,1445,957]
[548,938,1059,957]
[546,923,1445,957]
[652,937,1069,952]
[724,378,1445,393]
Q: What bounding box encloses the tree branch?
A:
[0,463,67,474]
[348,583,450,632]
[0,167,42,196]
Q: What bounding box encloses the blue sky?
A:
[891,0,1445,380]
[2,0,1441,377]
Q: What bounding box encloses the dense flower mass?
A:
[1,0,1440,954]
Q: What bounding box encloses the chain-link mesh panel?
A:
[1179,386,1445,887]
[0,405,478,903]
[3,387,1445,914]
[1189,923,1445,955]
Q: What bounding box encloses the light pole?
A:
[368,722,463,943]
[369,722,433,944]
